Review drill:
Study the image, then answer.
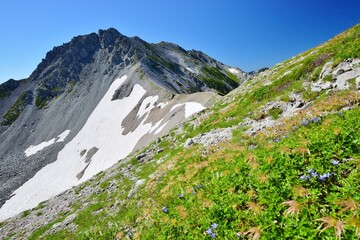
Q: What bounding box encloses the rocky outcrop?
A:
[184,128,233,148]
[310,58,360,92]
[0,28,244,219]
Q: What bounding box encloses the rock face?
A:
[0,28,247,220]
[310,58,360,92]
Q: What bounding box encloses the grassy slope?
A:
[4,24,360,239]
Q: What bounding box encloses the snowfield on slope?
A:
[24,130,71,157]
[228,68,240,74]
[0,75,206,220]
[171,102,205,118]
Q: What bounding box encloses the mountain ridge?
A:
[1,24,360,239]
[0,27,246,220]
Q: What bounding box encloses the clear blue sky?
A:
[0,0,359,83]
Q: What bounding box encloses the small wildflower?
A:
[193,191,197,195]
[319,172,332,181]
[311,116,321,123]
[177,193,184,198]
[307,168,315,173]
[206,228,213,235]
[206,226,216,238]
[302,119,310,125]
[300,175,310,181]
[198,183,203,188]
[319,175,326,182]
[274,138,280,143]
[162,206,168,213]
[311,172,318,178]
[211,223,218,229]
[332,160,340,165]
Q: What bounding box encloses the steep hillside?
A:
[0,28,246,221]
[1,24,360,239]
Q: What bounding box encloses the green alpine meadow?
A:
[1,21,360,240]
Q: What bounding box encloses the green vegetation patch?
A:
[200,66,239,95]
[1,90,33,126]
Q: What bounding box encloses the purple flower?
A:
[311,172,318,178]
[319,172,333,181]
[311,117,321,123]
[162,206,168,213]
[274,138,280,143]
[302,119,310,125]
[300,175,310,181]
[178,193,184,198]
[332,160,339,165]
[307,168,316,173]
[211,223,218,229]
[206,228,216,238]
[206,228,213,235]
[319,175,326,181]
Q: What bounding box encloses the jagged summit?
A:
[1,23,360,240]
[0,28,246,221]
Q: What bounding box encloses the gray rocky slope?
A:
[0,28,247,218]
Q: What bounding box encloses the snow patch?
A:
[171,102,205,118]
[186,67,196,73]
[56,130,71,142]
[24,130,71,157]
[0,75,163,220]
[154,121,168,135]
[0,77,207,220]
[228,68,240,74]
[137,96,159,118]
[157,102,168,109]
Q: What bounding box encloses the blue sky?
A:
[0,0,359,83]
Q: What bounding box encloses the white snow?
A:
[24,130,71,157]
[0,75,153,220]
[171,102,205,118]
[228,68,240,74]
[137,96,159,118]
[186,67,196,73]
[157,102,168,109]
[0,76,207,220]
[56,130,71,142]
[149,120,163,133]
[154,121,168,135]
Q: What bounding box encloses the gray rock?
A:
[335,68,360,90]
[127,179,146,198]
[184,128,233,148]
[311,81,333,92]
[136,153,146,161]
[320,62,333,79]
[333,61,352,77]
[356,77,360,90]
[184,138,195,147]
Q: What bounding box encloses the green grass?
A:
[200,66,239,95]
[35,95,48,109]
[28,217,66,240]
[1,91,32,126]
[133,107,360,239]
[268,107,283,119]
[13,23,360,240]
